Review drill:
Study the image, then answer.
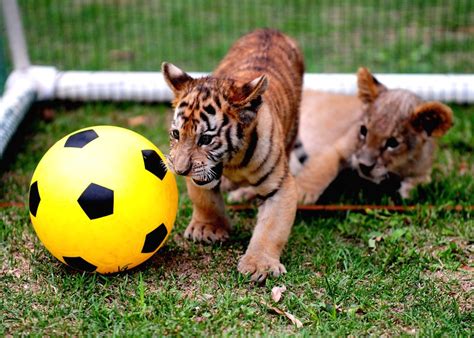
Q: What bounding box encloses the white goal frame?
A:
[1,0,474,159]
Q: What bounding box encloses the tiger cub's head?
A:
[351,67,453,185]
[162,62,267,189]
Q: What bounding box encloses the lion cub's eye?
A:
[385,137,399,149]
[198,134,213,146]
[360,125,368,138]
[170,129,179,140]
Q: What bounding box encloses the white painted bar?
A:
[1,0,30,70]
[0,72,36,158]
[48,69,474,104]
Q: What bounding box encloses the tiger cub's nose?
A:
[175,164,192,176]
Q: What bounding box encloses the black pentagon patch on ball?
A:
[63,256,97,272]
[64,129,99,148]
[29,181,41,217]
[78,183,114,219]
[142,150,167,180]
[141,223,168,253]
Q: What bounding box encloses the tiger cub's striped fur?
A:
[163,29,304,281]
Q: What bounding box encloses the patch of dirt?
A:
[146,232,243,293]
[1,231,33,274]
[1,171,30,203]
[1,231,44,295]
[1,248,31,280]
[423,268,473,313]
[421,237,472,265]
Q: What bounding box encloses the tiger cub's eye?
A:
[360,125,368,138]
[198,134,213,146]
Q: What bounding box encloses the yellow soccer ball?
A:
[29,126,178,274]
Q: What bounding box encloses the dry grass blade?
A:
[260,300,303,328]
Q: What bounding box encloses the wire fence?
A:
[1,0,471,75]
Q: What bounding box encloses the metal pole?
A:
[1,0,30,70]
[0,74,36,159]
[0,32,7,93]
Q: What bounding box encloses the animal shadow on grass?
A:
[144,231,251,279]
[316,168,403,205]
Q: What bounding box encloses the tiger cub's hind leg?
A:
[184,178,231,243]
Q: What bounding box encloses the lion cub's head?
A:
[351,68,453,191]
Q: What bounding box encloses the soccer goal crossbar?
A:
[1,0,474,159]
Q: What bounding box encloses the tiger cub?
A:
[162,29,304,281]
[292,67,453,204]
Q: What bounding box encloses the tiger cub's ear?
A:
[162,62,194,94]
[230,75,268,106]
[410,101,453,137]
[357,67,387,104]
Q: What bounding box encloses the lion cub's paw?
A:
[297,189,320,205]
[237,252,287,282]
[184,221,230,243]
[227,187,257,203]
[398,183,413,199]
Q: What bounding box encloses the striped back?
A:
[214,28,304,152]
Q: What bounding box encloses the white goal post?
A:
[1,0,473,159]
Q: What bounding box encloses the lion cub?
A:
[292,67,453,203]
[163,29,304,281]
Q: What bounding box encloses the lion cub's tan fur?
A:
[292,68,453,203]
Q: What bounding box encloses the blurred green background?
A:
[0,0,471,75]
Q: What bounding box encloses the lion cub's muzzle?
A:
[356,161,388,184]
[359,162,375,177]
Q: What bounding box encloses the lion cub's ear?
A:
[357,67,387,104]
[410,102,453,137]
[230,75,268,106]
[162,62,194,94]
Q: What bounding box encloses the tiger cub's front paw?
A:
[184,220,230,244]
[237,252,287,282]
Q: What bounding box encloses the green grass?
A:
[1,102,473,335]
